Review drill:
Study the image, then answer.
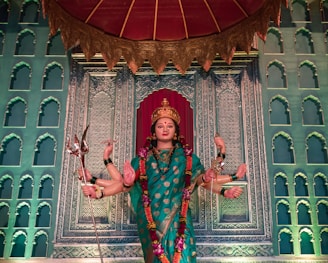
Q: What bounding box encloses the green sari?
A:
[129,146,204,263]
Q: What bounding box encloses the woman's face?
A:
[154,117,176,142]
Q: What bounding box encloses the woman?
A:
[81,98,246,263]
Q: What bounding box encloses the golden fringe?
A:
[42,0,287,74]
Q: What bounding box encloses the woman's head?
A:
[149,98,181,148]
[150,117,180,148]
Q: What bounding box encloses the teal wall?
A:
[0,0,70,258]
[258,0,328,257]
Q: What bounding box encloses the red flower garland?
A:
[138,141,192,263]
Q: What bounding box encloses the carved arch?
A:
[291,0,310,21]
[264,27,284,53]
[313,172,328,196]
[4,96,27,127]
[298,60,319,89]
[274,172,289,196]
[33,133,57,166]
[295,27,314,54]
[302,95,324,125]
[37,96,60,127]
[42,61,64,90]
[269,94,291,125]
[10,61,32,90]
[272,131,295,164]
[0,133,23,166]
[15,28,36,55]
[19,0,40,23]
[266,60,287,88]
[294,172,309,196]
[305,132,328,163]
[296,199,312,225]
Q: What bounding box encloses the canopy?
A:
[42,0,286,73]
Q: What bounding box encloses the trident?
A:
[66,125,104,263]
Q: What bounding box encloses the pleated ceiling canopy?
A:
[42,0,286,73]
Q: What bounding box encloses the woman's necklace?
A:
[152,147,175,174]
[138,144,193,263]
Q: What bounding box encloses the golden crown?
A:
[151,98,180,124]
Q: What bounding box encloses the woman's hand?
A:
[203,168,215,183]
[81,185,97,198]
[123,160,135,187]
[223,186,243,199]
[77,168,92,182]
[102,139,115,160]
[214,134,226,153]
[235,163,247,180]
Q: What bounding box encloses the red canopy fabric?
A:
[42,0,286,73]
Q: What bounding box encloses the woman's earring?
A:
[173,133,177,140]
[152,133,157,140]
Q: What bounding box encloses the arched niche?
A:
[313,172,328,196]
[296,199,312,225]
[317,200,328,225]
[0,30,4,54]
[0,174,13,199]
[264,27,284,53]
[294,172,309,196]
[306,132,328,164]
[295,27,314,54]
[269,95,291,125]
[15,28,36,55]
[33,133,57,166]
[0,202,10,227]
[299,228,315,254]
[36,201,51,227]
[272,131,295,164]
[19,0,40,23]
[276,199,291,224]
[37,96,60,127]
[10,61,31,90]
[321,0,328,22]
[14,201,31,227]
[302,95,324,125]
[18,174,33,199]
[291,0,311,21]
[10,230,27,257]
[42,62,64,90]
[320,227,328,254]
[0,0,9,23]
[298,60,319,89]
[46,30,65,55]
[0,133,22,166]
[32,230,49,257]
[38,174,54,199]
[4,96,27,127]
[278,228,294,254]
[0,230,5,257]
[266,60,287,88]
[274,172,289,196]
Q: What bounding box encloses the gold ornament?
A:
[151,98,180,124]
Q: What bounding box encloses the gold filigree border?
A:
[42,0,286,74]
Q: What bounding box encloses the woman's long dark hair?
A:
[150,119,180,148]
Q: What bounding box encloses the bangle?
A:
[217,152,226,159]
[230,173,238,181]
[90,176,97,184]
[123,183,132,188]
[220,188,226,196]
[95,186,104,199]
[202,174,206,183]
[104,158,113,166]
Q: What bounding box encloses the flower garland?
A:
[138,137,193,263]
